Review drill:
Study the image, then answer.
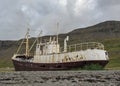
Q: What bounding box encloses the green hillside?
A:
[102,38,120,69]
[0,21,120,70]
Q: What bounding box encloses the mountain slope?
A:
[68,21,120,43]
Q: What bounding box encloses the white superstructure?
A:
[33,36,109,63]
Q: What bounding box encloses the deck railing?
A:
[60,42,104,53]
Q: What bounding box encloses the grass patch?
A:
[0,58,13,68]
[71,64,104,70]
[106,59,120,68]
[81,64,104,70]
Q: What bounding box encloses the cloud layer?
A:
[0,0,120,40]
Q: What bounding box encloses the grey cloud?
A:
[97,0,120,8]
[95,0,120,21]
[0,0,120,40]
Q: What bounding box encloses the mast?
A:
[56,22,59,44]
[25,28,30,57]
[55,22,59,54]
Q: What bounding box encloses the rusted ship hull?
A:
[12,60,109,71]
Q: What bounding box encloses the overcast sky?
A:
[0,0,120,40]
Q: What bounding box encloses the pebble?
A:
[0,70,120,86]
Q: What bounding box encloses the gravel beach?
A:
[0,70,120,86]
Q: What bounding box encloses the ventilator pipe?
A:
[64,36,69,52]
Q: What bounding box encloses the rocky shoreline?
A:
[0,70,120,86]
